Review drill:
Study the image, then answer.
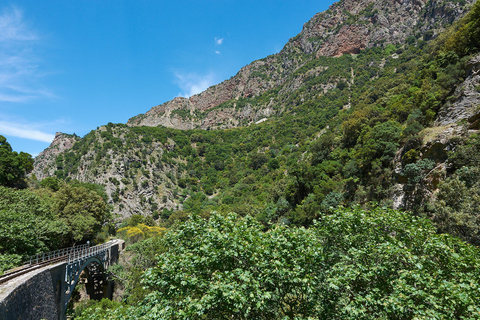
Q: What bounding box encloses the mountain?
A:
[126,0,473,130]
[32,0,480,245]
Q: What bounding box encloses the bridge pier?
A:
[84,262,113,301]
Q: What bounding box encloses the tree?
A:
[139,213,324,319]
[355,120,401,168]
[400,158,435,210]
[444,0,480,56]
[317,206,480,319]
[432,168,480,245]
[107,236,166,307]
[77,208,480,319]
[54,184,109,246]
[0,186,68,274]
[39,176,62,191]
[249,152,268,170]
[0,135,33,188]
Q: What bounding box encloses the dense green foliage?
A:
[0,135,33,188]
[0,178,112,274]
[0,137,113,273]
[77,208,480,319]
[57,26,480,243]
[0,186,68,273]
[443,0,480,55]
[72,298,128,320]
[13,1,480,318]
[429,133,480,244]
[53,0,480,242]
[54,184,109,244]
[110,235,165,305]
[140,213,323,319]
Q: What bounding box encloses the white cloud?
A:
[0,6,52,103]
[215,37,224,45]
[0,7,37,42]
[174,72,217,98]
[215,50,221,55]
[0,120,55,143]
[0,93,31,102]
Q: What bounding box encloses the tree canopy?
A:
[0,180,112,275]
[0,135,33,188]
[0,186,68,274]
[54,184,110,245]
[77,207,480,319]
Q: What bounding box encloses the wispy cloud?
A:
[0,120,55,143]
[174,72,217,98]
[214,37,224,54]
[0,6,53,103]
[0,6,37,42]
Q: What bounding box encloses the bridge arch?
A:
[65,256,107,308]
[0,240,124,320]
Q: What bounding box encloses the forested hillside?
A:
[31,0,480,244]
[7,0,480,318]
[0,136,113,274]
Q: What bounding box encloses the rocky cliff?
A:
[127,0,474,130]
[32,0,479,219]
[32,133,80,180]
[437,53,480,126]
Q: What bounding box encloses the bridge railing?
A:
[67,241,115,265]
[25,243,89,265]
[24,240,118,267]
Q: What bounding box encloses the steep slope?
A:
[32,0,480,228]
[32,132,80,180]
[127,0,474,130]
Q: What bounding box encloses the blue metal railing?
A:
[25,243,89,265]
[66,241,114,265]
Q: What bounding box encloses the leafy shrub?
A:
[39,177,62,191]
[82,208,480,319]
[0,186,68,273]
[117,224,166,245]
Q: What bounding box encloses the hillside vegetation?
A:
[10,0,480,318]
[0,138,113,275]
[31,0,480,244]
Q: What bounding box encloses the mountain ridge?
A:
[126,0,473,130]
[32,0,480,222]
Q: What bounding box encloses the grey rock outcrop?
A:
[437,54,480,126]
[128,0,475,130]
[32,133,79,181]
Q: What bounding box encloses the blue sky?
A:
[0,0,334,156]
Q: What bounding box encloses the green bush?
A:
[79,208,480,319]
[0,135,33,188]
[0,186,68,272]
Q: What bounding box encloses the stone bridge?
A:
[0,239,124,320]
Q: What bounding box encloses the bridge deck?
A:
[0,239,124,320]
[0,260,65,302]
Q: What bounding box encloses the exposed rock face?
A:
[128,0,474,130]
[31,0,478,219]
[392,124,469,211]
[437,54,480,126]
[127,60,277,129]
[33,126,184,218]
[32,133,79,180]
[328,25,369,57]
[288,0,474,57]
[421,125,466,162]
